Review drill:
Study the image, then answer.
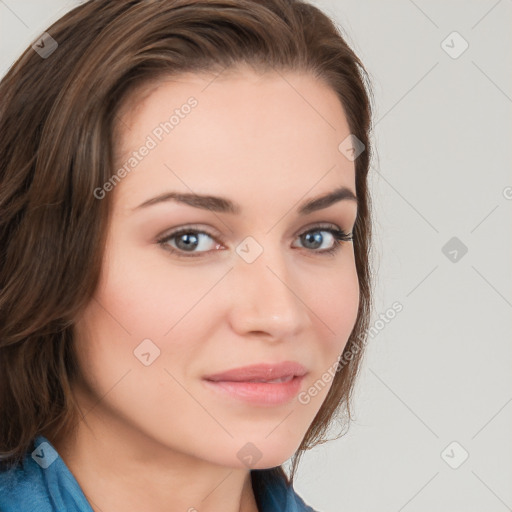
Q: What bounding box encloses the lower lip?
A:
[202,376,305,406]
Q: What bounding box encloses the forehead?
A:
[112,67,356,212]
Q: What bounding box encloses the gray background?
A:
[1,1,511,511]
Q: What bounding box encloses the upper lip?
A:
[204,361,308,382]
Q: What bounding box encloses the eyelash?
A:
[156,223,353,259]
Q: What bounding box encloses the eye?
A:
[293,225,353,255]
[157,224,353,259]
[157,226,223,258]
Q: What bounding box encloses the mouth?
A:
[203,361,308,383]
[202,361,307,406]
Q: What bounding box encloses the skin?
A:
[52,65,360,512]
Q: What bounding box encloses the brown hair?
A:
[0,0,374,486]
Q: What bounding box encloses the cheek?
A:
[96,239,222,339]
[321,262,359,310]
[76,241,227,390]
[235,263,359,444]
[71,259,204,429]
[303,255,360,351]
[298,258,360,402]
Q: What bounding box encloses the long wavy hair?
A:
[0,0,374,486]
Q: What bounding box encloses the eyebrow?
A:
[132,185,357,215]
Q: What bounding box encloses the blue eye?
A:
[157,224,353,259]
[294,227,353,254]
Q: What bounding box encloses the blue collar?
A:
[0,435,317,512]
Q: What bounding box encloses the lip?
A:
[202,361,308,406]
[203,361,308,382]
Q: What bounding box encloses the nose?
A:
[226,245,309,341]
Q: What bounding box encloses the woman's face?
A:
[74,66,360,469]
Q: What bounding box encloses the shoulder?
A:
[251,468,320,512]
[0,436,93,512]
[0,441,54,512]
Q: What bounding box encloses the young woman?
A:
[0,1,374,511]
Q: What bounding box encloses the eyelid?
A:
[156,223,225,243]
[292,220,346,237]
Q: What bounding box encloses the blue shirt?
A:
[0,435,317,512]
